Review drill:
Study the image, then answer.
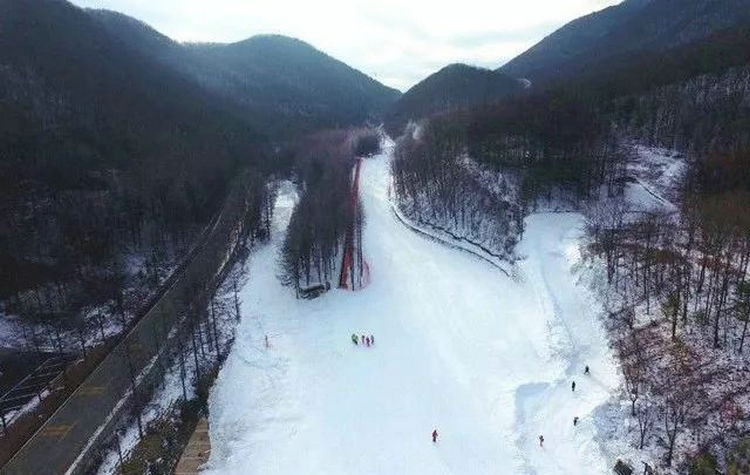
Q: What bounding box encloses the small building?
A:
[299,282,329,299]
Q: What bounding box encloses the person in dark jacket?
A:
[432,429,438,443]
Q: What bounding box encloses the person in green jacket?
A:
[351,334,359,345]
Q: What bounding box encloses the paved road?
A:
[3,299,176,474]
[1,175,254,475]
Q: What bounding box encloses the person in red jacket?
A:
[432,429,438,443]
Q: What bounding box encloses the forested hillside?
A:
[0,0,265,322]
[501,0,750,86]
[384,64,521,136]
[90,10,401,137]
[185,37,400,136]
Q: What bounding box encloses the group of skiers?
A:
[538,365,591,447]
[351,333,375,347]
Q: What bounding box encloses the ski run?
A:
[204,141,622,474]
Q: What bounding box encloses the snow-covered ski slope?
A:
[204,144,620,475]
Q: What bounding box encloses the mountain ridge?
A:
[500,0,750,85]
[385,63,521,136]
[89,9,400,137]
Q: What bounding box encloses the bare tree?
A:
[636,399,655,450]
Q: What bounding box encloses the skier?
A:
[539,435,544,447]
[351,334,359,345]
[370,334,375,345]
[365,336,371,347]
[584,365,590,375]
[432,429,438,443]
[265,335,269,348]
[571,381,576,392]
[361,334,365,344]
[573,416,579,426]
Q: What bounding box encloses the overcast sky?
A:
[71,0,621,91]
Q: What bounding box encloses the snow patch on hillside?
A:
[623,143,686,211]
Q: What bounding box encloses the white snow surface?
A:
[623,144,685,212]
[204,144,621,474]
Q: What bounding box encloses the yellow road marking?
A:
[129,341,144,353]
[40,423,75,440]
[78,386,105,396]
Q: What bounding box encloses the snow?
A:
[204,142,622,474]
[623,143,685,212]
[0,314,29,349]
